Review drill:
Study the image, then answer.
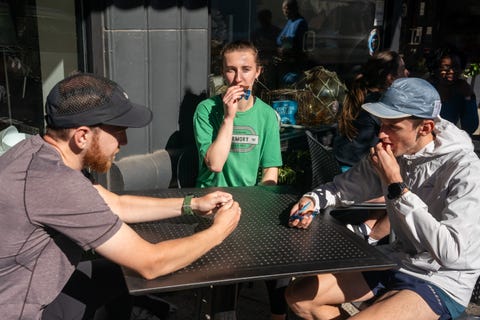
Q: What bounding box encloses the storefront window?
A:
[0,0,79,135]
[210,0,376,96]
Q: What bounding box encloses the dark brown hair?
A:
[339,51,404,139]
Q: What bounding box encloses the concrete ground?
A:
[131,281,288,320]
[130,280,480,319]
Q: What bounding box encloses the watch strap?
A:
[182,194,195,215]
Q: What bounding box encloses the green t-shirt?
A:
[194,95,283,187]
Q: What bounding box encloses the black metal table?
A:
[123,186,394,292]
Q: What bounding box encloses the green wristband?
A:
[182,194,195,216]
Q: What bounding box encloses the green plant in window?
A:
[464,63,480,78]
[278,149,310,186]
[278,165,296,185]
[463,62,480,89]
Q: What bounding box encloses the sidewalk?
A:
[130,281,290,320]
[130,280,480,319]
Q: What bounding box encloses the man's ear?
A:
[71,126,91,150]
[385,73,394,86]
[419,120,435,136]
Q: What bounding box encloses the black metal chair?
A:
[306,129,363,222]
[176,145,199,188]
[305,129,390,236]
[305,130,342,189]
[473,277,480,305]
[305,129,341,189]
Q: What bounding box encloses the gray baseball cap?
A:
[362,78,442,119]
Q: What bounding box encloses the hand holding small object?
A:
[243,89,251,100]
[194,191,234,216]
[289,201,317,221]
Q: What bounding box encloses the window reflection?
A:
[210,0,376,94]
[0,0,78,135]
[210,0,376,129]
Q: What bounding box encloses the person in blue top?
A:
[275,0,309,85]
[276,0,308,55]
[429,51,478,135]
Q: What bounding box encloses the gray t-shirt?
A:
[0,135,123,319]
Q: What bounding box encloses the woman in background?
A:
[334,50,409,245]
[429,51,478,135]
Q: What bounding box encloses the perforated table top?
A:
[122,186,395,295]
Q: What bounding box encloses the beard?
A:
[83,134,114,173]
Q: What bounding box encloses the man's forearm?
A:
[116,195,183,223]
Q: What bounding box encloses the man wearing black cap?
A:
[285,78,480,319]
[0,73,241,319]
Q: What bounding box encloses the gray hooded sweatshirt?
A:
[308,118,480,307]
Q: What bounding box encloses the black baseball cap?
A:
[45,73,153,128]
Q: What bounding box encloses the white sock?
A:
[362,223,372,236]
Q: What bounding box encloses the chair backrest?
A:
[176,145,199,188]
[305,130,341,189]
[109,150,172,192]
[472,276,480,304]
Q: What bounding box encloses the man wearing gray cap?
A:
[0,73,241,319]
[286,78,480,319]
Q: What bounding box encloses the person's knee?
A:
[285,283,314,316]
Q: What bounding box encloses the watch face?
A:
[388,182,405,199]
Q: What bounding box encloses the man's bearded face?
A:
[84,133,112,173]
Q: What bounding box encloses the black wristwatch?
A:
[387,182,408,200]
